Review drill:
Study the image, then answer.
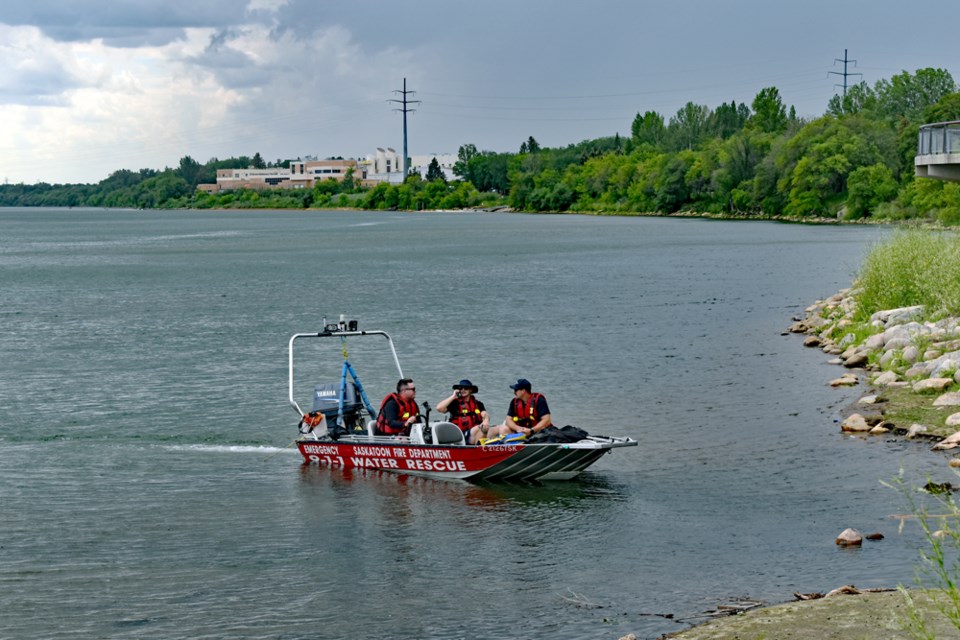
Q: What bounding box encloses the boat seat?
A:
[432,422,465,445]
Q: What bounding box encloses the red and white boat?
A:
[288,319,637,482]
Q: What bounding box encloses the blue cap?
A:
[509,378,532,391]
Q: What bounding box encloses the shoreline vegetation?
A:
[4,68,960,225]
[659,229,960,640]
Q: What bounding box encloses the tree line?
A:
[3,67,960,223]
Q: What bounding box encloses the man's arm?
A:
[436,392,458,414]
[528,396,552,435]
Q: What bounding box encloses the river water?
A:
[0,208,950,639]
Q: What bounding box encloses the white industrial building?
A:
[363,148,458,183]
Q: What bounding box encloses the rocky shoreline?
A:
[643,289,960,640]
[790,288,960,457]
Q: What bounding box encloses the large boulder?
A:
[841,414,871,432]
[934,392,960,407]
[873,371,900,386]
[830,373,859,387]
[931,357,960,379]
[844,352,870,368]
[835,528,863,546]
[883,337,911,351]
[905,363,932,378]
[914,378,954,393]
[870,306,925,326]
[907,424,930,438]
[946,412,960,427]
[933,431,960,450]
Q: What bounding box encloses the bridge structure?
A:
[916,120,960,181]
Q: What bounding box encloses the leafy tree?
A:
[251,152,266,169]
[426,157,446,182]
[874,68,956,123]
[453,143,478,178]
[341,167,355,192]
[749,87,788,134]
[845,163,899,218]
[654,152,695,212]
[827,82,878,117]
[519,136,540,154]
[923,91,960,124]
[459,151,511,193]
[667,102,710,151]
[177,156,202,188]
[631,110,666,149]
[706,101,749,139]
[777,115,896,216]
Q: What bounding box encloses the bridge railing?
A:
[918,120,960,155]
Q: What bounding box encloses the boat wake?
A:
[162,444,298,455]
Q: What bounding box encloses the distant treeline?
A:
[4,68,960,223]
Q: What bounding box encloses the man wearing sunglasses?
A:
[375,378,421,436]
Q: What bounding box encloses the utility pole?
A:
[389,78,420,180]
[829,49,863,100]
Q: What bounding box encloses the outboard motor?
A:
[313,381,366,437]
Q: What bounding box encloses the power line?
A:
[388,78,420,177]
[829,49,863,99]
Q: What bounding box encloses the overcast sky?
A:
[1,0,957,184]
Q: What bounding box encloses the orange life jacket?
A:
[450,396,482,432]
[510,393,545,429]
[376,393,420,435]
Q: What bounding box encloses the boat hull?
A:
[297,435,637,482]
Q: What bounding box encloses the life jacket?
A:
[450,396,483,432]
[510,393,545,429]
[376,393,420,435]
[298,411,326,434]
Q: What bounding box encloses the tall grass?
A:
[856,230,960,321]
[885,471,960,638]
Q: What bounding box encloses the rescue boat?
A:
[288,319,637,482]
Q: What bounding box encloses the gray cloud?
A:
[0,0,249,46]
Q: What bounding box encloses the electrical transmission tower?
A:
[389,78,420,179]
[829,49,863,99]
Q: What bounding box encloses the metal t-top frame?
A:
[288,328,403,425]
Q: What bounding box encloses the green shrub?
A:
[856,229,960,319]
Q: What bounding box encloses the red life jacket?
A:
[450,396,482,432]
[376,393,420,435]
[510,393,545,429]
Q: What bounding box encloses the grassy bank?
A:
[856,229,960,321]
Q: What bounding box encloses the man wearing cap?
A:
[491,378,552,440]
[437,379,490,445]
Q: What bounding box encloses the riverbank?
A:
[656,590,956,639]
[655,283,960,640]
[792,288,960,454]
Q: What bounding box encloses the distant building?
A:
[197,159,361,193]
[361,148,458,184]
[196,150,459,194]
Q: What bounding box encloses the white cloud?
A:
[246,0,289,13]
[0,17,417,183]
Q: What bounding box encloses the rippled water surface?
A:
[1,208,949,639]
